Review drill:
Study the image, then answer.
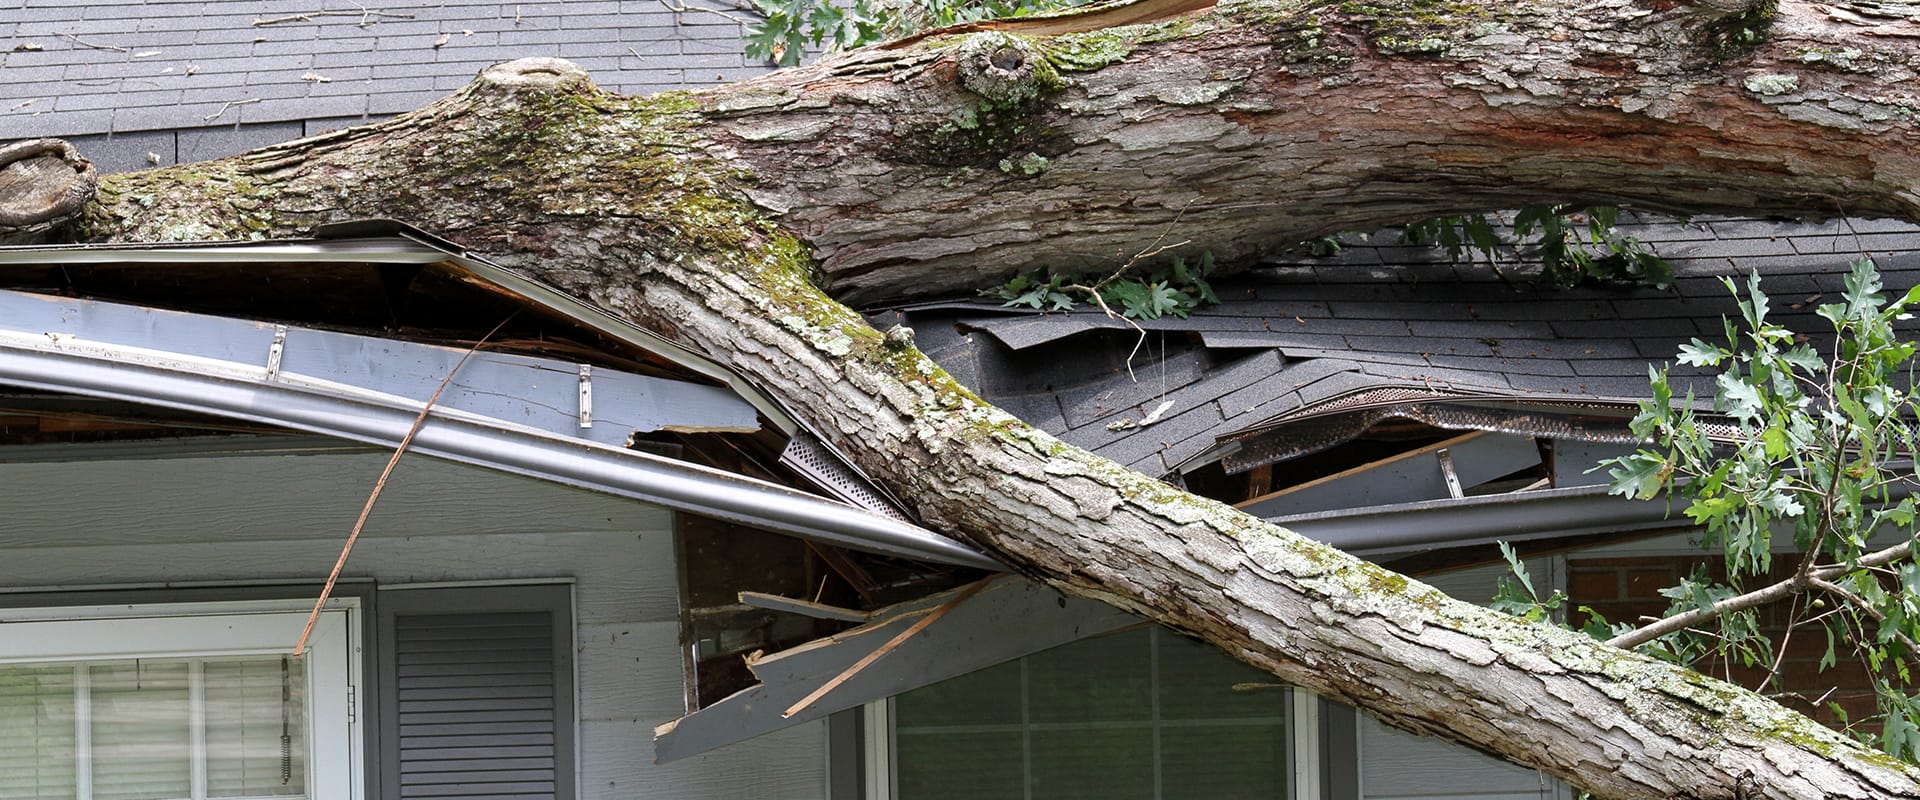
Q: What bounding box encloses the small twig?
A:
[1810,576,1920,660]
[253,7,415,26]
[1059,201,1197,379]
[202,97,262,122]
[57,32,130,53]
[292,316,515,656]
[781,576,999,718]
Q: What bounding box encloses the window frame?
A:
[0,597,366,800]
[865,626,1326,800]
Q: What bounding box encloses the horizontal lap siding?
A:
[0,448,828,800]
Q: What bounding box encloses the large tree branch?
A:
[37,0,1920,796]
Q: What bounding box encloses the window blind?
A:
[0,656,308,800]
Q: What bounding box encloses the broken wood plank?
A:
[738,591,872,623]
[653,578,1138,762]
[781,576,996,718]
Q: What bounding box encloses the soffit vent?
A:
[780,432,914,524]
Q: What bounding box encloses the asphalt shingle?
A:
[900,217,1920,477]
[3,0,775,153]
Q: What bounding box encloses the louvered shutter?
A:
[379,586,575,800]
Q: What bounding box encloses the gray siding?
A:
[0,445,825,800]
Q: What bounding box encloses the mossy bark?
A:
[39,1,1920,797]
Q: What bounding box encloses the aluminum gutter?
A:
[0,227,916,525]
[0,267,998,569]
[1275,469,1920,557]
[0,340,999,569]
[0,234,801,434]
[1269,485,1675,556]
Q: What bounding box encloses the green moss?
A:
[1337,0,1485,56]
[84,163,278,242]
[1044,28,1138,71]
[1704,0,1779,61]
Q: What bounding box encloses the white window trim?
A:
[1290,688,1322,800]
[0,598,365,800]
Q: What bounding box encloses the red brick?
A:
[1568,569,1621,602]
[1625,568,1680,598]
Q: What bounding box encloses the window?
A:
[891,626,1296,800]
[0,601,361,800]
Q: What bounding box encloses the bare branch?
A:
[1810,576,1920,659]
[56,32,129,53]
[658,0,757,26]
[1610,540,1915,650]
[253,7,416,26]
[201,98,261,123]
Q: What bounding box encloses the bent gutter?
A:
[0,343,999,569]
[0,295,998,571]
[1275,481,1915,557]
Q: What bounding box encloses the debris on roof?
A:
[876,216,1920,532]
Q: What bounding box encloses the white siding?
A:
[0,446,825,800]
[1358,560,1571,800]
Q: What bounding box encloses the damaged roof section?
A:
[875,216,1920,481]
[0,225,999,570]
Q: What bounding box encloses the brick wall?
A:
[1570,555,1879,728]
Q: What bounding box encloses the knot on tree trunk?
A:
[955,33,1059,106]
[0,138,97,230]
[476,57,596,96]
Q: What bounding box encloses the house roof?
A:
[1,0,768,170]
[874,216,1920,480]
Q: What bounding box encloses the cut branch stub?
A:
[0,138,97,228]
[476,57,594,94]
[955,33,1058,106]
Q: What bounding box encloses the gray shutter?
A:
[379,585,575,800]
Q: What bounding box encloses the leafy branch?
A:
[986,251,1220,321]
[1403,205,1676,289]
[1596,258,1920,759]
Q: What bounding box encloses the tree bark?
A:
[40,0,1920,796]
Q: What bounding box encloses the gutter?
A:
[1276,480,1913,558]
[0,340,1000,569]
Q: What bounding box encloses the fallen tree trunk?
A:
[38,0,1920,796]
